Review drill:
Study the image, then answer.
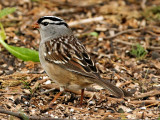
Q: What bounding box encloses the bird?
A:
[33,16,124,105]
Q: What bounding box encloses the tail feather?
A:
[95,78,124,98]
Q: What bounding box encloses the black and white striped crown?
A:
[37,16,68,27]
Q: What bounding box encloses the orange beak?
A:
[32,23,40,28]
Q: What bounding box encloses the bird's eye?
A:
[42,22,49,26]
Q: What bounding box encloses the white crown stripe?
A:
[42,19,55,23]
[43,16,63,21]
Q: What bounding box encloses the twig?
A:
[68,16,104,27]
[103,27,160,50]
[52,8,82,15]
[141,0,147,10]
[114,39,160,50]
[105,27,160,40]
[107,96,124,102]
[0,108,61,120]
[0,93,23,95]
[114,73,127,81]
[119,80,133,87]
[129,100,160,105]
[146,30,160,36]
[148,46,160,50]
[31,78,49,94]
[105,28,144,39]
[114,39,133,46]
[41,88,56,94]
[132,90,160,100]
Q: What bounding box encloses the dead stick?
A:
[129,100,160,105]
[52,8,82,15]
[133,90,160,100]
[68,16,104,27]
[105,26,160,40]
[105,28,144,39]
[114,39,160,50]
[0,108,60,120]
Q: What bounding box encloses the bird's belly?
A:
[42,62,93,91]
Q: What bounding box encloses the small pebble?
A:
[44,80,51,85]
[70,108,74,112]
[2,64,7,68]
[23,89,31,94]
[98,37,103,41]
[31,109,36,114]
[140,106,146,110]
[43,76,49,79]
[8,66,14,71]
[89,101,95,105]
[24,101,29,105]
[45,112,49,114]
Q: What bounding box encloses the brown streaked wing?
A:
[44,35,100,79]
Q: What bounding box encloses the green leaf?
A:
[90,32,99,37]
[0,7,16,18]
[8,45,39,62]
[0,23,39,62]
[0,41,39,62]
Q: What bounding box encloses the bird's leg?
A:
[80,89,84,106]
[49,91,63,107]
[49,87,64,107]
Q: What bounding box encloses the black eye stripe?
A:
[41,22,49,26]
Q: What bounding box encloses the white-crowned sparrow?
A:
[34,16,124,105]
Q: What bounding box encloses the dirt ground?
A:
[0,0,160,119]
